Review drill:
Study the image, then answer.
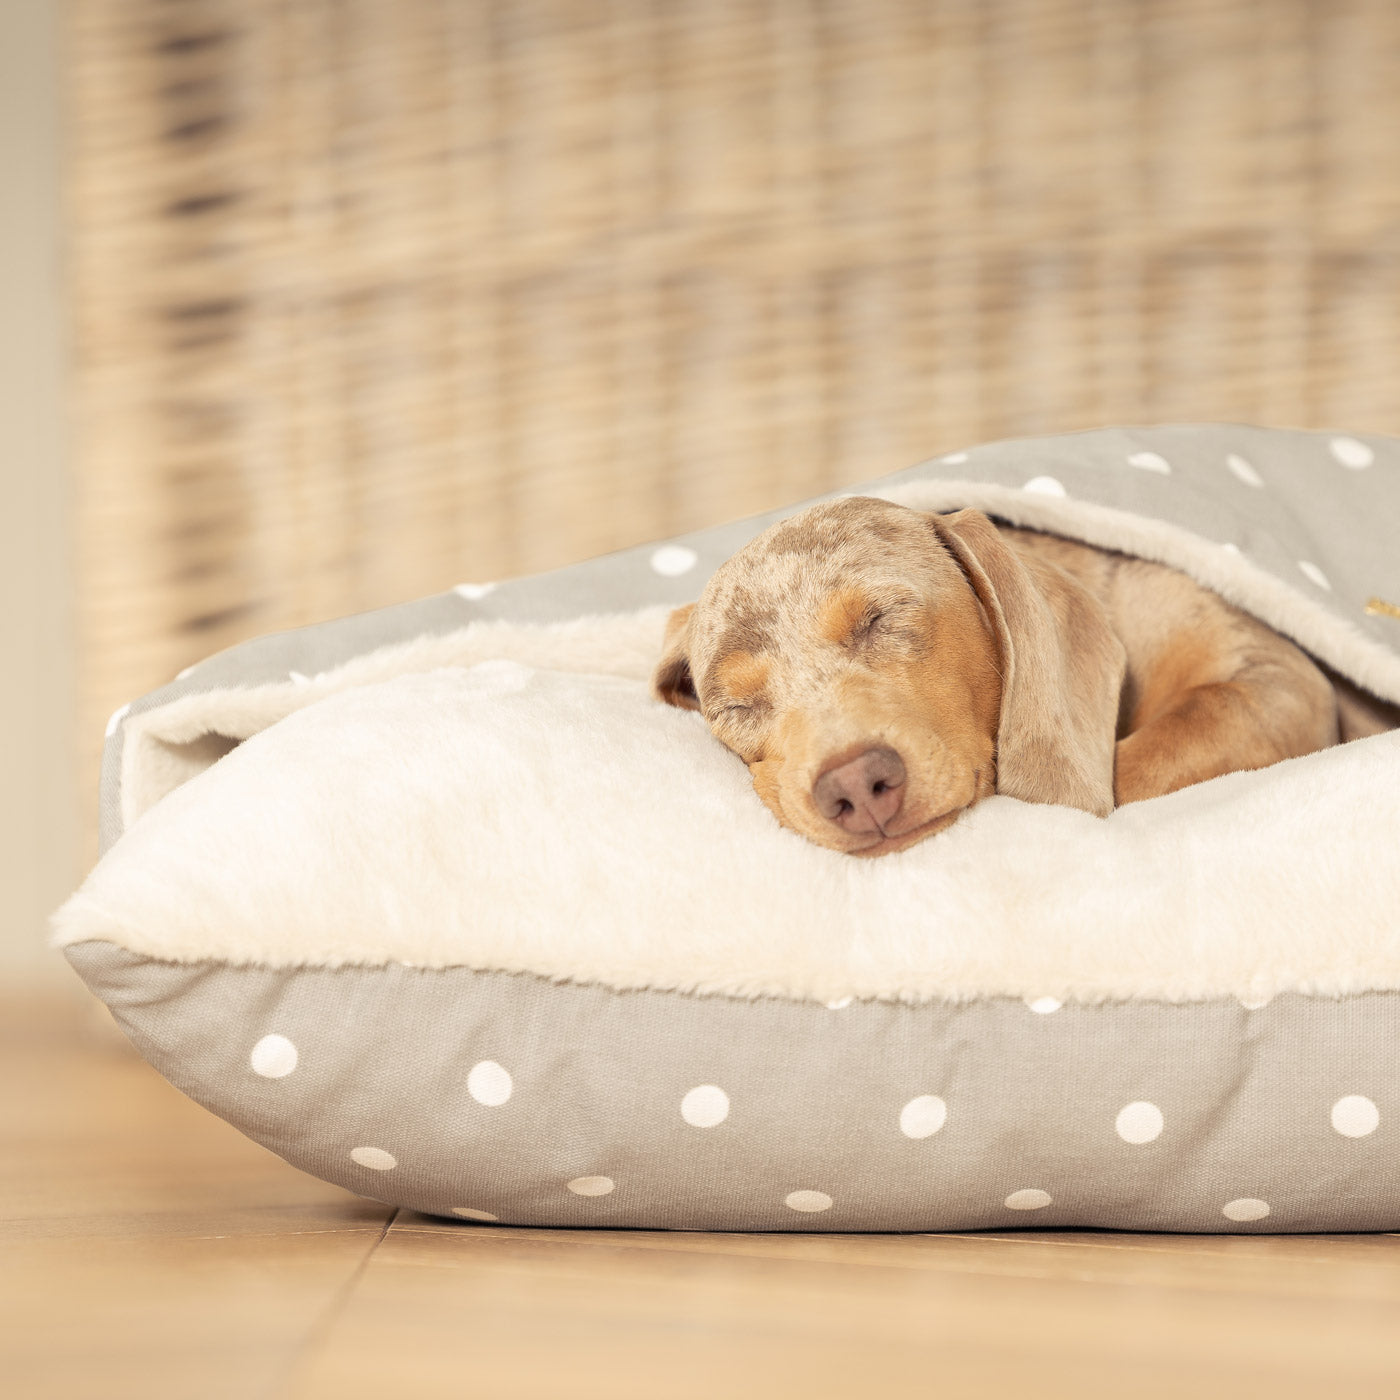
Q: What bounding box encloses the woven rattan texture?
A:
[69,1,1400,801]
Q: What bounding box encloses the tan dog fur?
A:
[652,497,1356,856]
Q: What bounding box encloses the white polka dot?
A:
[1297,560,1332,591]
[567,1175,615,1197]
[825,996,853,1011]
[1026,996,1063,1015]
[1128,451,1171,474]
[1329,436,1374,469]
[450,1207,499,1222]
[899,1095,948,1140]
[454,581,498,600]
[680,1084,730,1128]
[1115,1101,1164,1144]
[1225,453,1264,488]
[1222,1197,1270,1222]
[1331,1094,1380,1138]
[1022,476,1067,497]
[1004,1188,1052,1211]
[105,703,131,738]
[350,1147,397,1171]
[941,452,969,465]
[785,1190,833,1213]
[1237,994,1272,1011]
[249,1033,298,1078]
[650,544,699,577]
[289,671,312,686]
[467,1060,513,1107]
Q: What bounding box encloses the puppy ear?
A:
[651,603,700,710]
[931,510,1125,816]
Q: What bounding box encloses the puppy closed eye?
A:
[709,701,768,763]
[848,599,919,648]
[715,698,767,723]
[849,609,886,642]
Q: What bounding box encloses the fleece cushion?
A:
[55,424,1400,1232]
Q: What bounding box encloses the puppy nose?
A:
[812,747,906,834]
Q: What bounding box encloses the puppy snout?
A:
[812,747,906,834]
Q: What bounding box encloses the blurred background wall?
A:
[11,1,1400,980]
[2,0,73,988]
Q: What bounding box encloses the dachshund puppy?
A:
[652,497,1343,856]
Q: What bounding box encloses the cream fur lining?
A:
[52,665,1400,1004]
[52,485,1400,1004]
[118,609,671,830]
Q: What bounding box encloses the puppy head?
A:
[652,497,1124,855]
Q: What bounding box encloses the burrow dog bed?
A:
[55,425,1400,1233]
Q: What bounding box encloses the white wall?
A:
[1,0,78,987]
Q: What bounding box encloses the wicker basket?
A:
[68,0,1400,829]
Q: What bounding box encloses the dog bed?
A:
[54,424,1400,1232]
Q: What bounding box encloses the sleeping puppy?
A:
[650,496,1352,856]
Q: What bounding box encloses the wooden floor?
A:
[8,997,1400,1399]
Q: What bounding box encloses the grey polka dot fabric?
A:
[68,944,1399,1232]
[68,424,1400,1231]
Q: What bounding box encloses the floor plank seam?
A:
[272,1206,399,1400]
